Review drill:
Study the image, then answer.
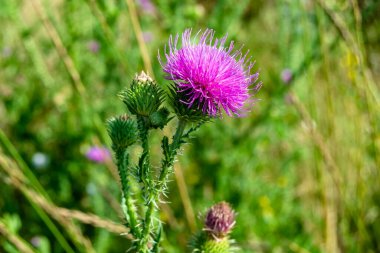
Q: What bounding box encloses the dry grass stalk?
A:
[0,220,36,253]
[124,0,154,77]
[0,154,131,242]
[288,93,342,253]
[0,154,96,252]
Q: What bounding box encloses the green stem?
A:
[151,224,162,253]
[172,119,187,151]
[115,148,140,239]
[159,119,187,183]
[138,119,187,252]
[137,116,154,252]
[137,116,151,184]
[139,202,154,252]
[139,120,187,252]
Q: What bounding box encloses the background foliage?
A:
[1,0,379,252]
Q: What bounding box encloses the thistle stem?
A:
[161,119,186,183]
[139,201,154,252]
[172,119,187,150]
[137,116,154,252]
[115,148,140,238]
[137,116,151,184]
[138,119,187,252]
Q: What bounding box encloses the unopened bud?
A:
[168,84,209,123]
[135,71,153,83]
[107,115,138,150]
[149,107,170,129]
[121,71,164,117]
[205,201,236,238]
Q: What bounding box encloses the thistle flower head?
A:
[107,115,138,150]
[121,71,164,117]
[205,201,236,238]
[149,107,171,129]
[159,28,260,117]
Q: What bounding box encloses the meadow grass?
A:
[0,0,379,252]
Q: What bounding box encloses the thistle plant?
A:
[190,202,237,252]
[106,28,260,252]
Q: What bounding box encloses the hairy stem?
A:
[115,148,140,238]
[137,116,154,252]
[136,119,188,252]
[139,119,187,252]
[139,202,154,252]
[137,116,151,184]
[172,119,187,151]
[158,120,187,182]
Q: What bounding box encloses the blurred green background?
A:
[1,0,379,252]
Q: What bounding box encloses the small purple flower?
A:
[159,28,260,117]
[86,146,111,163]
[204,201,236,238]
[30,236,41,247]
[138,0,156,14]
[87,40,100,53]
[281,68,293,84]
[142,31,154,43]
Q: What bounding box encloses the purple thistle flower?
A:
[204,201,236,238]
[159,28,260,117]
[86,146,111,163]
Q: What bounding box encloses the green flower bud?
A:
[121,71,164,117]
[202,238,230,253]
[167,84,210,123]
[107,115,138,150]
[190,232,234,253]
[149,107,171,129]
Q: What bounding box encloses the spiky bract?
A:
[121,71,165,117]
[107,115,138,150]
